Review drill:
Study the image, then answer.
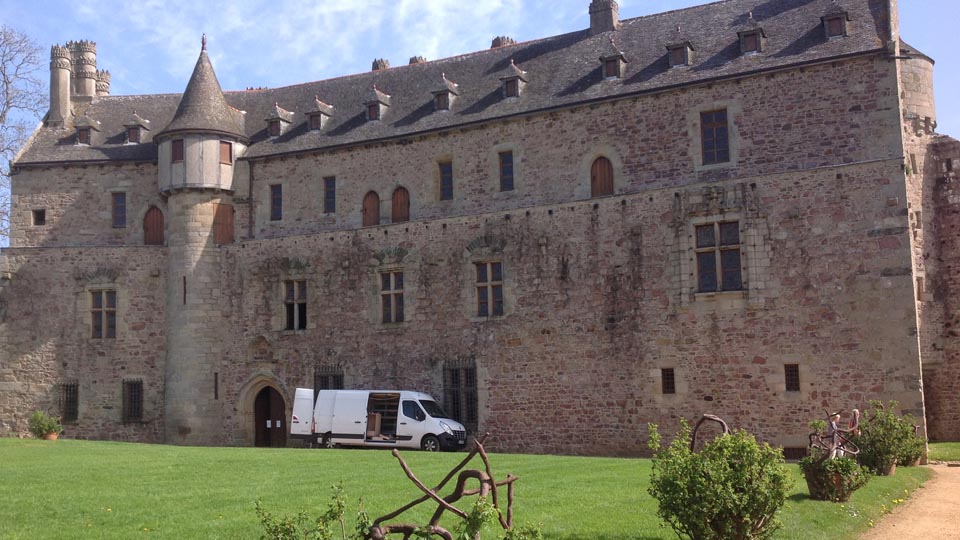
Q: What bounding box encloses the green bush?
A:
[855,401,923,474]
[647,421,792,540]
[799,454,870,502]
[256,483,355,540]
[27,411,61,439]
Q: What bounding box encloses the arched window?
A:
[392,187,410,223]
[362,191,380,227]
[591,157,614,197]
[143,206,164,245]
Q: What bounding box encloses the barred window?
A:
[91,290,117,339]
[476,262,504,317]
[380,271,405,323]
[695,221,742,293]
[661,368,676,395]
[444,363,478,435]
[122,379,143,423]
[314,366,345,404]
[785,364,801,392]
[60,381,79,423]
[284,280,307,330]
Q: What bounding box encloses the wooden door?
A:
[391,187,409,223]
[254,387,287,447]
[362,191,380,226]
[590,157,614,197]
[213,203,234,245]
[143,206,164,245]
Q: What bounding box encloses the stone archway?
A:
[238,374,290,447]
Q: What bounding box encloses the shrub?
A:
[799,454,870,502]
[648,421,792,540]
[256,483,352,540]
[855,401,923,474]
[28,411,61,439]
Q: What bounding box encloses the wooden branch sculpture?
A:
[689,414,731,452]
[366,433,518,540]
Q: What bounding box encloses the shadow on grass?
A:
[788,492,811,502]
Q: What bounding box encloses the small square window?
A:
[743,33,759,53]
[604,59,620,78]
[661,368,676,395]
[77,128,91,145]
[367,103,380,121]
[669,46,689,67]
[171,139,184,163]
[785,364,801,392]
[310,114,323,130]
[32,209,46,226]
[268,120,281,137]
[825,16,846,38]
[127,127,141,144]
[435,92,450,111]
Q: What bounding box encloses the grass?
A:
[929,442,960,461]
[0,439,931,540]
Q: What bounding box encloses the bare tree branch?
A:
[0,25,46,244]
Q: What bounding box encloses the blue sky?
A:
[3,0,957,135]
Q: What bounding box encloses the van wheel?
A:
[321,435,336,449]
[421,435,440,452]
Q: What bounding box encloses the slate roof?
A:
[16,0,894,166]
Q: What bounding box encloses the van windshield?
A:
[419,400,449,419]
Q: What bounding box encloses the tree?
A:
[0,26,45,245]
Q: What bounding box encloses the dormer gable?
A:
[737,14,767,55]
[822,4,851,39]
[307,95,334,131]
[266,103,294,137]
[365,85,391,121]
[500,60,528,98]
[666,27,694,68]
[123,111,151,144]
[74,115,101,145]
[432,74,461,111]
[600,37,627,79]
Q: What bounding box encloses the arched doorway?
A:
[254,387,287,447]
[391,186,409,223]
[362,191,380,226]
[143,206,164,245]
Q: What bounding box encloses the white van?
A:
[290,389,468,451]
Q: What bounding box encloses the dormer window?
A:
[500,60,528,99]
[822,12,849,39]
[309,114,323,130]
[600,51,627,79]
[77,127,91,145]
[667,42,694,68]
[432,74,461,112]
[127,126,141,144]
[266,103,294,137]
[306,95,334,131]
[364,85,391,122]
[268,120,281,137]
[435,92,450,110]
[738,28,766,55]
[123,111,150,145]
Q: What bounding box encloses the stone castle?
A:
[2,0,958,454]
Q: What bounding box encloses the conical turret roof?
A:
[157,38,245,140]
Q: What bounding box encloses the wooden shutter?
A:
[362,191,380,227]
[392,187,410,223]
[219,141,232,164]
[591,157,614,197]
[171,139,184,162]
[143,206,164,245]
[213,203,234,245]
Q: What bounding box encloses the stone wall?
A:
[0,247,166,441]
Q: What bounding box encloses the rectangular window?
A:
[701,110,730,165]
[742,32,760,53]
[122,379,143,423]
[695,221,743,293]
[439,161,454,201]
[91,290,117,339]
[476,262,504,317]
[669,47,688,67]
[313,367,345,403]
[444,363,478,435]
[367,103,380,121]
[604,59,620,78]
[825,17,844,38]
[32,209,46,226]
[661,368,676,395]
[127,127,140,144]
[268,120,281,137]
[112,192,126,228]
[59,381,79,423]
[785,364,801,392]
[504,79,519,98]
[270,184,282,221]
[219,141,233,164]
[77,128,91,145]
[310,114,322,130]
[323,177,336,214]
[380,271,405,323]
[284,280,307,330]
[435,92,450,111]
[172,139,184,163]
[499,151,514,192]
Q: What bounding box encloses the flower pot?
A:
[877,462,897,476]
[42,432,59,441]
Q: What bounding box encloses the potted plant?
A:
[28,411,62,440]
[800,417,870,502]
[854,400,920,475]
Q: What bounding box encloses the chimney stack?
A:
[372,58,390,71]
[96,70,111,97]
[589,0,621,35]
[48,45,71,126]
[491,36,516,49]
[68,40,98,99]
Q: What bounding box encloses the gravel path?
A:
[859,464,960,540]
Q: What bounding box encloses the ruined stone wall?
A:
[0,247,166,441]
[9,162,166,248]
[213,156,920,455]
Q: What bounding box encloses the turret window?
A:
[172,139,184,163]
[219,141,233,164]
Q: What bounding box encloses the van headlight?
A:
[439,421,453,435]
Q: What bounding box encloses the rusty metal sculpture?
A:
[689,413,731,452]
[366,434,517,540]
[808,409,861,462]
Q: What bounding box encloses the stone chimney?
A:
[48,45,71,126]
[589,0,621,35]
[491,36,516,49]
[409,56,427,65]
[68,40,97,99]
[372,58,390,71]
[96,70,111,97]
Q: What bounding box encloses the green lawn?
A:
[0,439,931,540]
[929,442,960,462]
